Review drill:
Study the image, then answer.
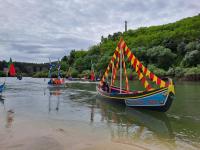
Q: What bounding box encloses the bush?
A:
[185,41,200,52]
[71,68,79,78]
[174,67,185,77]
[32,71,48,78]
[147,64,166,77]
[166,67,175,76]
[184,67,200,75]
[147,46,177,70]
[184,67,200,80]
[79,70,91,78]
[182,50,200,67]
[0,71,6,77]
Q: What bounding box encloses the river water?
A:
[0,77,200,150]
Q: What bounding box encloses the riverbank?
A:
[30,66,200,81]
[0,116,152,150]
[1,113,199,150]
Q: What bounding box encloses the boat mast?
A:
[57,59,60,79]
[120,46,122,93]
[48,58,52,79]
[111,62,113,86]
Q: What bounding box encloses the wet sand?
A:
[0,115,148,150]
[1,111,185,150]
[0,110,199,150]
[1,115,199,150]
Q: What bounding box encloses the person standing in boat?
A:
[102,81,109,92]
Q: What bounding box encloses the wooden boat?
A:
[97,38,175,112]
[0,82,5,93]
[48,59,65,86]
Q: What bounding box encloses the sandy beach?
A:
[0,115,149,150]
[0,114,199,150]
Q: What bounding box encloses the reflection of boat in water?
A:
[125,108,173,138]
[95,98,173,140]
[48,87,61,112]
[0,95,5,105]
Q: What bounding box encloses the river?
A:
[0,77,200,150]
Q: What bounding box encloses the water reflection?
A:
[0,95,5,105]
[48,87,61,113]
[6,109,14,128]
[94,99,175,147]
[38,82,200,149]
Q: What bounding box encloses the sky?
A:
[0,0,199,63]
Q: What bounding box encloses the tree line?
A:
[53,14,200,80]
[2,14,200,80]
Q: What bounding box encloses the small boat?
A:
[17,74,22,80]
[0,82,5,93]
[48,59,65,87]
[97,38,175,112]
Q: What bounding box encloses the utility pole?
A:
[125,21,127,32]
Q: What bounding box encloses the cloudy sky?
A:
[0,0,199,63]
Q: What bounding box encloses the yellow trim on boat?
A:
[98,87,168,100]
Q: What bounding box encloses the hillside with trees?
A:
[56,14,200,80]
[2,15,200,80]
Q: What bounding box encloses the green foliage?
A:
[0,71,6,77]
[132,47,148,65]
[61,56,68,62]
[147,64,166,77]
[4,15,200,80]
[174,67,185,77]
[71,68,79,78]
[79,70,91,78]
[146,46,177,70]
[68,50,76,65]
[166,67,175,76]
[185,41,200,52]
[32,71,48,78]
[60,61,68,71]
[95,55,110,72]
[184,67,200,76]
[182,50,200,67]
[177,41,187,55]
[60,15,200,79]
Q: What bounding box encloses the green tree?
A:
[182,50,200,67]
[147,46,177,70]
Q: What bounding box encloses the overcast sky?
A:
[0,0,199,63]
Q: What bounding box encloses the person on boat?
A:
[102,81,109,92]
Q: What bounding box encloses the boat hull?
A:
[97,86,174,112]
[0,83,5,93]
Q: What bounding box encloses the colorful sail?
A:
[90,61,95,81]
[8,58,16,77]
[97,37,175,112]
[99,38,175,94]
